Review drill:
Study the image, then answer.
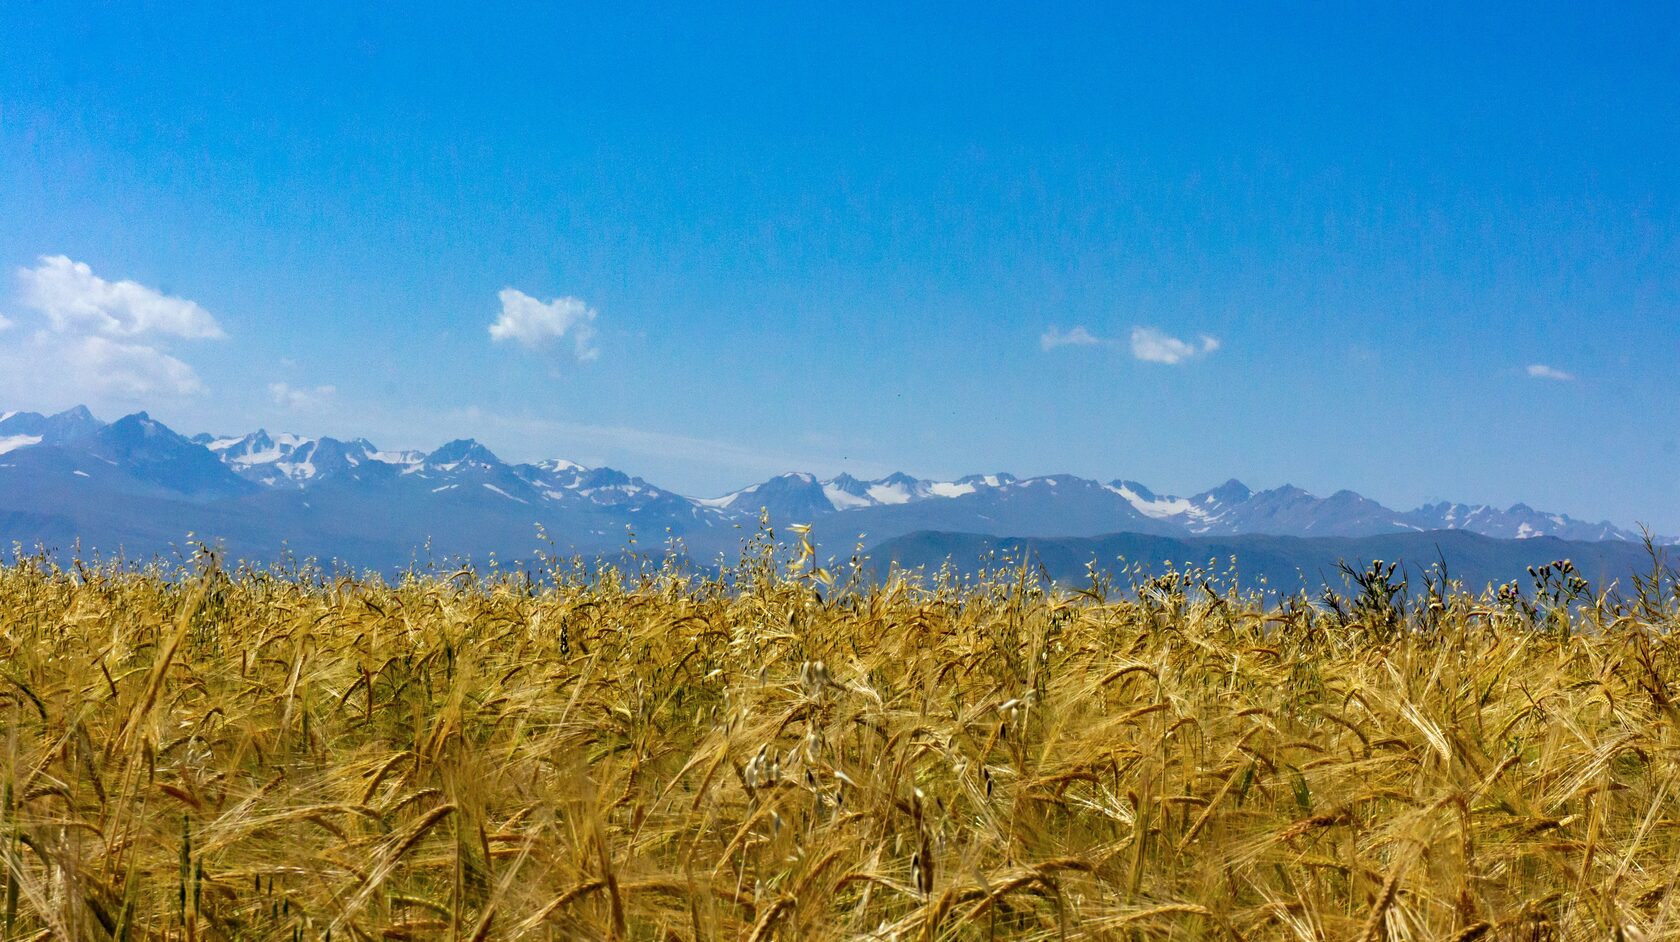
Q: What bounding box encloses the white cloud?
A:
[65,336,205,397]
[1040,325,1104,351]
[488,288,599,361]
[1130,327,1220,365]
[16,255,224,339]
[269,382,336,409]
[3,256,225,401]
[0,312,11,331]
[1527,363,1575,382]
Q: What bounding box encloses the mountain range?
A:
[0,406,1666,578]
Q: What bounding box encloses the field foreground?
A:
[3,549,1680,941]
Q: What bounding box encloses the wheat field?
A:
[2,540,1679,941]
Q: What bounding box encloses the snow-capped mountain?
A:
[700,472,838,520]
[825,471,1022,509]
[185,426,724,522]
[1398,502,1637,542]
[707,470,1656,545]
[0,405,1666,570]
[192,430,420,486]
[1129,481,1422,537]
[0,405,103,454]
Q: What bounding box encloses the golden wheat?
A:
[0,543,1677,940]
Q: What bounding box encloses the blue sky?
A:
[1,3,1677,529]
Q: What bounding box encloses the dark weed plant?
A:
[0,533,1679,941]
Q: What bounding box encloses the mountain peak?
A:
[1197,479,1252,505]
[426,439,502,467]
[705,470,834,518]
[78,411,256,498]
[824,473,870,497]
[0,406,105,446]
[1112,479,1159,501]
[957,472,1016,487]
[107,412,172,439]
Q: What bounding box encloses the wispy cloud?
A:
[0,312,11,331]
[1129,327,1220,365]
[2,256,223,400]
[489,288,599,361]
[269,382,337,409]
[1041,324,1222,364]
[442,406,893,486]
[1526,363,1575,382]
[68,336,205,397]
[1040,325,1103,351]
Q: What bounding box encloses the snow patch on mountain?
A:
[820,484,874,510]
[370,449,422,466]
[928,481,975,498]
[483,483,526,503]
[866,482,913,504]
[1108,482,1203,521]
[0,435,41,456]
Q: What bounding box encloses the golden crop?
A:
[1,542,1678,940]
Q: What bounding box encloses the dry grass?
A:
[2,541,1680,941]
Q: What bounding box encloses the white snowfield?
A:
[866,482,913,504]
[482,483,528,503]
[820,484,872,510]
[0,434,41,456]
[1106,483,1202,520]
[928,481,975,498]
